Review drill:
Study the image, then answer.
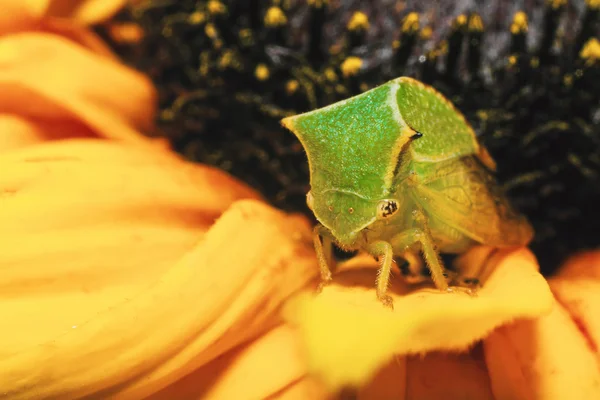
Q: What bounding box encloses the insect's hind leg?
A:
[389,228,449,291]
[313,224,336,292]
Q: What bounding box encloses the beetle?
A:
[281,76,533,308]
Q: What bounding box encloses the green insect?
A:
[281,77,533,308]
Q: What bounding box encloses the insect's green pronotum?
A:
[282,76,533,308]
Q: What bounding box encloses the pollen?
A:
[264,6,287,27]
[420,26,432,40]
[286,79,299,95]
[340,57,363,77]
[468,14,484,32]
[587,0,600,9]
[548,0,567,9]
[402,12,419,34]
[347,11,369,31]
[255,63,270,81]
[205,23,217,39]
[453,14,467,28]
[207,0,226,15]
[308,0,328,8]
[511,12,528,34]
[188,11,206,25]
[324,68,338,82]
[580,38,600,64]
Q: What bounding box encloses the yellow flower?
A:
[1,1,599,399]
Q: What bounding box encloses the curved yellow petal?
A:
[148,325,327,400]
[284,248,553,391]
[0,140,317,398]
[484,297,600,400]
[44,0,127,25]
[404,349,494,400]
[0,2,38,34]
[0,33,156,145]
[550,250,600,363]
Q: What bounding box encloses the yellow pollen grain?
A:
[205,23,217,39]
[286,80,299,94]
[420,26,433,40]
[530,57,540,68]
[207,0,226,15]
[347,11,369,31]
[563,74,573,86]
[189,11,206,25]
[308,0,328,8]
[402,12,419,33]
[586,0,600,9]
[454,14,467,28]
[340,56,363,77]
[264,6,287,27]
[511,11,528,34]
[548,0,567,9]
[468,14,484,32]
[508,54,518,66]
[438,40,448,54]
[255,63,270,81]
[324,67,338,82]
[218,50,233,68]
[580,38,600,64]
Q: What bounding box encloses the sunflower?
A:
[1,1,599,399]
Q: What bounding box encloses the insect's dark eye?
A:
[377,199,399,219]
[306,191,314,211]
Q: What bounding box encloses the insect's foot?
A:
[315,277,333,294]
[377,293,394,310]
[446,286,478,297]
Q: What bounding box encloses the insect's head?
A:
[307,189,400,248]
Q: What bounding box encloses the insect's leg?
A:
[366,241,394,309]
[389,228,449,291]
[313,224,336,292]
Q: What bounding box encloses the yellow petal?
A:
[550,250,600,363]
[0,140,318,398]
[148,325,327,400]
[284,248,553,391]
[0,32,156,145]
[39,16,121,58]
[44,0,127,25]
[0,2,38,34]
[484,297,600,400]
[404,348,494,400]
[0,114,98,153]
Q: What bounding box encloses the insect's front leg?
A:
[388,228,450,292]
[366,241,394,309]
[313,224,336,292]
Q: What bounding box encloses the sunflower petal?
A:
[44,0,127,25]
[404,349,494,400]
[0,32,156,144]
[284,248,553,391]
[1,140,319,399]
[147,325,327,400]
[484,297,600,400]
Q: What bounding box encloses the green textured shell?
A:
[281,77,493,200]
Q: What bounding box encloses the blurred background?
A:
[96,0,599,275]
